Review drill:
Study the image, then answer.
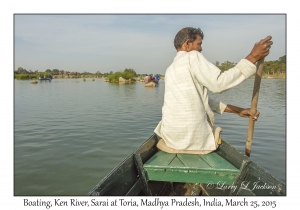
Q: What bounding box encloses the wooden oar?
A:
[245,58,264,157]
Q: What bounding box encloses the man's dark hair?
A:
[173,27,204,50]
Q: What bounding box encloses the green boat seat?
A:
[143,151,240,184]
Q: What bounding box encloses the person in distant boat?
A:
[155,74,160,81]
[150,74,155,81]
[144,74,150,84]
[154,27,272,154]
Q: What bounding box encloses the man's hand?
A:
[238,108,260,121]
[225,104,260,121]
[246,36,273,64]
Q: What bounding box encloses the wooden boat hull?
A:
[145,82,157,87]
[87,134,285,196]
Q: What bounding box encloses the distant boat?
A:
[39,77,51,81]
[144,81,156,87]
[30,80,38,84]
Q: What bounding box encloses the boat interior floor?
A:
[145,181,203,196]
[146,181,234,196]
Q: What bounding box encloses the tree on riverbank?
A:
[107,68,137,83]
[215,61,237,71]
[263,55,286,75]
[214,55,286,76]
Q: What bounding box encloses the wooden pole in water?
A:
[245,58,264,157]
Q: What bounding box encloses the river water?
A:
[14,78,286,195]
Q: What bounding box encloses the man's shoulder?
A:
[182,51,205,66]
[189,50,203,57]
[176,50,202,59]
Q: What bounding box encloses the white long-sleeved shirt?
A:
[154,51,256,151]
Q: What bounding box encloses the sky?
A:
[14,14,286,75]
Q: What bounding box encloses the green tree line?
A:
[214,55,286,75]
[14,66,164,81]
[16,55,285,81]
[14,67,80,76]
[263,55,286,75]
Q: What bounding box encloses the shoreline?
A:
[250,73,286,79]
[15,74,286,80]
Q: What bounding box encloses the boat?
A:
[87,133,286,196]
[144,80,159,87]
[39,77,51,80]
[144,81,157,87]
[30,80,38,84]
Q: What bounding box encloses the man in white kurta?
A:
[154,27,272,152]
[154,51,256,151]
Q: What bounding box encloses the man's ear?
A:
[186,39,192,51]
[181,39,190,51]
